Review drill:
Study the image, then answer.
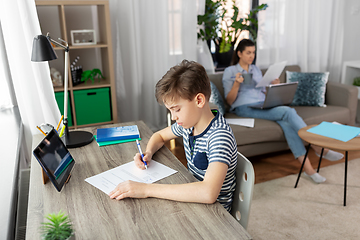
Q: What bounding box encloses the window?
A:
[168,0,182,55]
[0,26,14,110]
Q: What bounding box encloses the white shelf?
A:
[341,60,360,99]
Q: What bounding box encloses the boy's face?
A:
[164,96,200,129]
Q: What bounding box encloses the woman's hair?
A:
[155,60,211,105]
[230,39,255,65]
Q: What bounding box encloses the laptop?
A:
[249,82,298,109]
[33,128,75,192]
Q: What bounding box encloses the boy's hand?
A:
[109,180,148,200]
[134,152,151,170]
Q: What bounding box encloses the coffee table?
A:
[294,124,360,206]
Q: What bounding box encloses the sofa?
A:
[208,65,358,157]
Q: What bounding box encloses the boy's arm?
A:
[134,125,177,169]
[109,161,228,204]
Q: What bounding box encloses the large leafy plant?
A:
[198,0,268,53]
[40,210,74,240]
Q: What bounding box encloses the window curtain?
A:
[197,0,216,74]
[109,0,197,131]
[0,0,61,161]
[256,0,344,83]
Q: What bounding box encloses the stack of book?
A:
[95,125,141,146]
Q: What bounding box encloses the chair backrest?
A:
[230,152,255,230]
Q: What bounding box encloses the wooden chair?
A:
[230,152,255,230]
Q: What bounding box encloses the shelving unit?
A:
[341,60,360,124]
[35,0,118,128]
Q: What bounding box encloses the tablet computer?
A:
[33,128,75,192]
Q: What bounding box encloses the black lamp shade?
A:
[31,35,58,62]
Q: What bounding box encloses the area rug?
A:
[247,158,360,239]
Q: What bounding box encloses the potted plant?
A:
[40,210,75,240]
[353,76,360,98]
[198,0,268,53]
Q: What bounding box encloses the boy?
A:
[109,60,238,211]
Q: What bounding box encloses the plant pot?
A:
[356,86,360,99]
[42,234,75,240]
[213,45,234,71]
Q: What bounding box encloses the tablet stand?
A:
[41,168,71,185]
[42,168,49,184]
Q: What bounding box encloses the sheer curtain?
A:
[196,0,216,74]
[109,0,197,131]
[0,0,60,160]
[256,0,344,83]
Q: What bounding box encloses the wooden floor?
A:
[164,139,360,184]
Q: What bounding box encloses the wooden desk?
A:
[295,125,360,206]
[26,121,251,239]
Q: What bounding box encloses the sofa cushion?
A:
[286,71,329,107]
[225,105,350,146]
[209,81,226,115]
[225,113,286,145]
[294,106,351,125]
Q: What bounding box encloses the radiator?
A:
[15,168,30,240]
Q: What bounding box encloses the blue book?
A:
[96,125,140,143]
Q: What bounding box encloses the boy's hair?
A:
[155,60,211,104]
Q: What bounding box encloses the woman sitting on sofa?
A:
[222,38,343,184]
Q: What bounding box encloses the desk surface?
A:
[26,121,251,239]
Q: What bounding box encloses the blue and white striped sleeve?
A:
[171,122,183,137]
[207,128,236,166]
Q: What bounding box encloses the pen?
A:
[59,125,66,137]
[56,115,64,132]
[36,126,46,136]
[136,139,147,169]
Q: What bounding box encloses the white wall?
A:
[342,0,360,63]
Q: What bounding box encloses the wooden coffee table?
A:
[294,124,360,206]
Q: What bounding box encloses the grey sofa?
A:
[209,65,358,157]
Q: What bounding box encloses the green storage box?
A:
[55,91,73,127]
[74,88,112,125]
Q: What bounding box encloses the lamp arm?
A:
[46,33,70,142]
[46,33,69,52]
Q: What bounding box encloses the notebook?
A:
[249,82,298,109]
[33,128,75,192]
[96,125,140,143]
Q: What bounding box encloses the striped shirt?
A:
[171,110,237,211]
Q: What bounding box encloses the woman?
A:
[222,39,343,183]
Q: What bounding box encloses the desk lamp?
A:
[31,33,93,148]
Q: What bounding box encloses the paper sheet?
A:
[226,118,255,128]
[85,160,178,195]
[332,121,360,137]
[307,121,360,142]
[256,61,287,88]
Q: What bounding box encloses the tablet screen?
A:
[33,128,75,192]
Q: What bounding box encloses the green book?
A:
[94,135,141,147]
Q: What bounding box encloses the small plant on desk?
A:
[40,210,74,240]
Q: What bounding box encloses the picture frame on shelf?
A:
[70,29,97,46]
